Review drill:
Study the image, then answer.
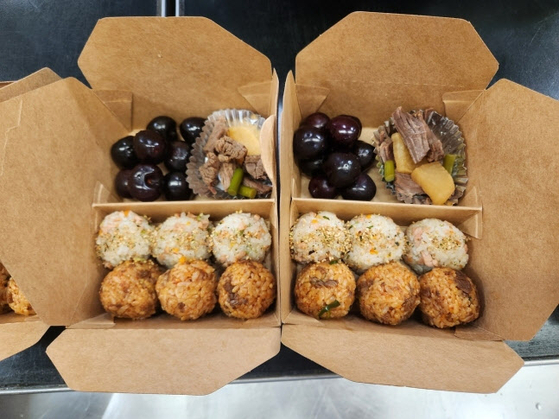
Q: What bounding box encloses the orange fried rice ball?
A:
[156,260,218,321]
[0,264,10,314]
[294,261,355,319]
[419,268,480,328]
[7,278,35,316]
[99,260,163,320]
[357,262,420,326]
[218,260,276,319]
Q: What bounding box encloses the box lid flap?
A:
[79,17,273,129]
[295,12,498,126]
[459,79,559,340]
[0,78,128,326]
[47,327,281,395]
[282,321,523,393]
[0,68,60,103]
[0,314,49,361]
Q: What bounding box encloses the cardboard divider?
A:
[0,314,49,361]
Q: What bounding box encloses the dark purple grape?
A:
[114,169,133,199]
[180,117,205,145]
[293,126,328,161]
[133,130,166,164]
[323,152,361,188]
[147,116,178,143]
[298,156,325,177]
[353,140,376,171]
[340,114,362,132]
[302,112,330,132]
[110,136,138,169]
[165,141,191,172]
[163,172,193,201]
[308,175,338,199]
[328,115,362,149]
[341,173,377,201]
[128,164,163,201]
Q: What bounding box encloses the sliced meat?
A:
[378,137,394,163]
[415,111,444,162]
[214,136,247,163]
[199,152,220,194]
[218,162,237,190]
[392,107,430,164]
[244,155,268,180]
[203,116,228,153]
[394,173,425,202]
[242,177,273,195]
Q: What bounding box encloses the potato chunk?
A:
[392,132,416,174]
[411,162,455,205]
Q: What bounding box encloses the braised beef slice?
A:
[392,107,430,164]
[310,278,338,288]
[244,155,267,180]
[414,111,444,162]
[454,271,473,294]
[214,136,247,163]
[199,152,220,193]
[242,177,272,195]
[394,172,425,202]
[378,137,394,163]
[219,162,237,190]
[203,116,228,153]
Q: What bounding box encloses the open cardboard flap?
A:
[295,12,498,127]
[282,320,523,394]
[79,17,274,130]
[0,314,49,361]
[0,77,128,326]
[456,79,559,341]
[47,327,279,395]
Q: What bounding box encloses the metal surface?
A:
[1,361,558,418]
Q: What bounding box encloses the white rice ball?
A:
[290,211,349,264]
[344,214,406,273]
[211,212,271,266]
[404,218,469,274]
[151,213,212,269]
[96,210,153,269]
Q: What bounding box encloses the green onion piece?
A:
[384,160,395,182]
[227,168,244,196]
[318,300,341,319]
[443,154,457,175]
[329,259,338,265]
[238,185,257,199]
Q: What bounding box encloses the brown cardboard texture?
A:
[280,12,559,393]
[0,68,64,360]
[0,18,279,394]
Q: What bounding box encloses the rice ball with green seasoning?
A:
[344,214,406,273]
[211,212,272,267]
[290,211,350,264]
[151,212,212,269]
[404,218,469,274]
[96,210,154,269]
[294,261,355,319]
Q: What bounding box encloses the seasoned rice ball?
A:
[211,213,271,266]
[96,210,154,269]
[357,262,420,326]
[344,214,406,273]
[294,261,355,319]
[218,260,276,319]
[419,268,480,328]
[404,218,468,274]
[290,211,350,264]
[99,260,163,320]
[156,260,218,321]
[151,213,212,268]
[7,278,35,316]
[0,264,10,314]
